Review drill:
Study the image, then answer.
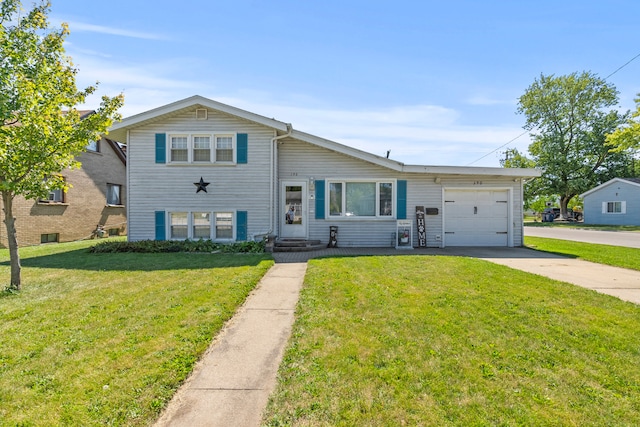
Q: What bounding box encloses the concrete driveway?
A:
[442,246,640,305]
[525,226,640,248]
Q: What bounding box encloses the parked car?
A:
[542,207,583,222]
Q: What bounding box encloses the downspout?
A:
[268,123,293,238]
[126,129,130,241]
[520,177,525,246]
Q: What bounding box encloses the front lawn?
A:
[0,239,273,426]
[263,255,640,426]
[525,236,640,271]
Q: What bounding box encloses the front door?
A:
[281,181,307,239]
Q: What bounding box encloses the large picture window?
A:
[328,180,394,218]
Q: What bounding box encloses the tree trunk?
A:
[559,195,572,221]
[2,191,21,291]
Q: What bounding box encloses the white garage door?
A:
[444,189,509,246]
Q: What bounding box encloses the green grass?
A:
[263,255,640,426]
[525,236,640,271]
[525,222,640,232]
[0,239,273,426]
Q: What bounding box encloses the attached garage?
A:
[443,189,511,246]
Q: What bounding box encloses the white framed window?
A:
[603,201,626,214]
[167,134,235,164]
[167,211,234,240]
[192,212,211,239]
[215,135,234,162]
[215,212,233,239]
[193,136,211,162]
[170,136,189,162]
[106,183,122,205]
[170,212,188,239]
[328,180,395,218]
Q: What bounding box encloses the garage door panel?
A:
[444,189,509,246]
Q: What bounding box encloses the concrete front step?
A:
[273,239,325,252]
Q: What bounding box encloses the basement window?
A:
[41,233,59,244]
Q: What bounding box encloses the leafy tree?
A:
[516,71,633,220]
[0,0,123,290]
[607,94,640,153]
[500,148,541,210]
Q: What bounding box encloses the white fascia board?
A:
[401,164,542,178]
[107,95,290,142]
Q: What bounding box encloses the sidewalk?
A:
[154,262,307,427]
[154,246,640,426]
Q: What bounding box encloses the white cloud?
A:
[214,97,530,166]
[55,18,168,40]
[465,95,507,106]
[68,53,529,167]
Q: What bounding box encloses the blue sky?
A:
[49,0,640,167]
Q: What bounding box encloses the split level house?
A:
[0,134,127,247]
[107,95,540,248]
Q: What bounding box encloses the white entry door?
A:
[281,181,307,239]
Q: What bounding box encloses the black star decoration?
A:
[194,177,210,193]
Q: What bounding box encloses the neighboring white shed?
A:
[580,178,640,225]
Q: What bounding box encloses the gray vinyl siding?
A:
[583,181,640,225]
[278,139,526,247]
[127,109,274,241]
[127,107,527,246]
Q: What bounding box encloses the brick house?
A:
[0,136,127,247]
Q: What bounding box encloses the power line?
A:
[605,52,640,80]
[467,52,640,166]
[466,130,529,166]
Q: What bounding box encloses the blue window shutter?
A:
[155,133,166,164]
[397,180,407,219]
[155,211,166,241]
[237,133,248,164]
[315,180,325,219]
[236,211,248,241]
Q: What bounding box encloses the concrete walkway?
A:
[154,246,640,426]
[154,262,307,427]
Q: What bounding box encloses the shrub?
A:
[89,239,265,254]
